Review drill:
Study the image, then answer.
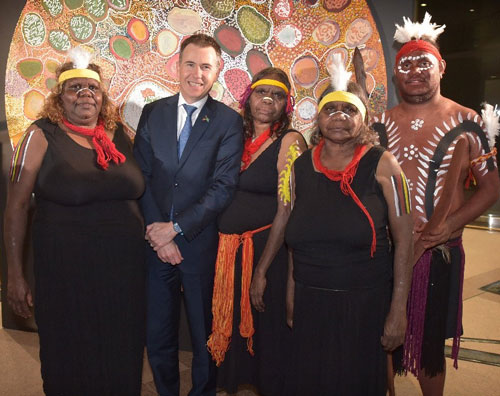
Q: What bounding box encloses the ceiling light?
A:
[421,3,427,6]
[469,8,475,12]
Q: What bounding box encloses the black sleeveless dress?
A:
[32,118,146,396]
[216,131,298,395]
[284,146,392,396]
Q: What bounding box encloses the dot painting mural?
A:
[5,0,387,145]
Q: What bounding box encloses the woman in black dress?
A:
[283,59,413,395]
[4,49,145,396]
[207,67,307,395]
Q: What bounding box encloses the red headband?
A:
[395,39,442,65]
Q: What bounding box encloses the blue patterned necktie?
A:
[178,104,197,158]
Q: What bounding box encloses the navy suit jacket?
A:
[134,93,243,273]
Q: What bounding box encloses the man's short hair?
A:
[180,34,222,59]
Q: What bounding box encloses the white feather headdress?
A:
[318,54,366,119]
[394,12,446,44]
[327,53,351,92]
[481,103,500,150]
[66,46,93,69]
[58,46,100,84]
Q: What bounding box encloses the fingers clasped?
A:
[145,222,177,249]
[157,241,183,265]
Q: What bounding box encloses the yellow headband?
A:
[317,91,367,120]
[58,69,101,85]
[251,79,289,94]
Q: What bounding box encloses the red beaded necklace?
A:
[62,118,126,170]
[313,139,376,257]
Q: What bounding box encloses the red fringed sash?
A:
[62,118,125,170]
[313,140,376,257]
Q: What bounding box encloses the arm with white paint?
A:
[4,126,47,318]
[376,151,413,351]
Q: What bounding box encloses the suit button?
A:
[174,182,179,187]
[174,212,179,216]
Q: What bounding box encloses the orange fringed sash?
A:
[207,224,272,366]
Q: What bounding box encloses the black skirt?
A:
[284,282,391,396]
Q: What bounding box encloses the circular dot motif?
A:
[403,144,419,161]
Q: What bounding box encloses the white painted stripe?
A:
[16,130,35,183]
[391,176,401,217]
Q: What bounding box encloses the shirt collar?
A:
[178,93,208,110]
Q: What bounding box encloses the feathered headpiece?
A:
[481,103,500,150]
[327,53,351,92]
[67,46,93,69]
[394,12,445,44]
[59,46,100,84]
[317,54,366,120]
[394,12,445,65]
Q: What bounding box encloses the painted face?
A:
[61,77,103,126]
[395,50,444,103]
[249,80,287,124]
[318,101,362,144]
[178,43,220,104]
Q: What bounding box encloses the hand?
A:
[157,241,183,265]
[7,276,33,318]
[250,273,267,312]
[146,222,177,250]
[420,220,452,249]
[381,308,406,351]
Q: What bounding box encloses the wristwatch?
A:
[173,222,183,234]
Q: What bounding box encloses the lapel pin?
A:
[202,115,210,123]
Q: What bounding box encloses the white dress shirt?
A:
[176,93,208,140]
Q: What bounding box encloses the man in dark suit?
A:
[134,34,243,396]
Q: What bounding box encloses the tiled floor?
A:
[1,228,499,396]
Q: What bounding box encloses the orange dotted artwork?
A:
[5,0,387,145]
